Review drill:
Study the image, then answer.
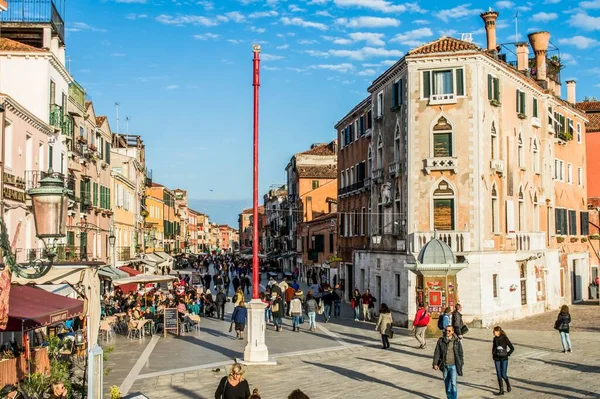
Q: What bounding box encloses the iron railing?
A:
[62,114,74,137]
[49,104,63,129]
[116,247,132,261]
[0,0,65,42]
[24,170,65,190]
[68,81,85,110]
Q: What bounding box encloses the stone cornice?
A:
[368,58,408,93]
[1,95,53,135]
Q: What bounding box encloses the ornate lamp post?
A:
[243,44,274,365]
[1,170,71,279]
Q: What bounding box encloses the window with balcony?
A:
[533,138,540,174]
[517,132,524,168]
[491,184,499,233]
[432,180,455,231]
[432,116,453,157]
[487,74,500,104]
[394,180,402,236]
[516,89,526,117]
[377,91,384,118]
[491,122,497,160]
[392,79,402,109]
[422,68,464,102]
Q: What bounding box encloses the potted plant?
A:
[581,237,588,243]
[570,237,579,243]
[19,373,50,399]
[110,386,123,399]
[556,236,565,243]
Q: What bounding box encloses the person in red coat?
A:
[412,302,431,349]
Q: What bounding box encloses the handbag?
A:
[228,322,234,333]
[494,345,507,357]
[300,315,305,324]
[460,325,469,335]
[385,323,394,338]
[553,319,561,330]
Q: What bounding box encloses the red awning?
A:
[1,285,84,332]
[119,266,142,276]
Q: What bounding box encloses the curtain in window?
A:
[433,70,452,95]
[433,199,454,230]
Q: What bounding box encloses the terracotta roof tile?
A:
[300,143,336,156]
[0,38,46,53]
[585,113,600,133]
[576,101,600,112]
[297,165,337,179]
[407,37,479,55]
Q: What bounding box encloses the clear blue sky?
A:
[65,0,600,226]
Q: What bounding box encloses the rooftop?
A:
[299,143,336,156]
[96,116,107,126]
[0,38,46,53]
[576,101,600,133]
[297,165,337,179]
[407,36,480,56]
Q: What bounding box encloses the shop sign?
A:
[3,188,25,202]
[50,310,69,324]
[327,255,343,263]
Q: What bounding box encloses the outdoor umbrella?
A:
[113,275,178,307]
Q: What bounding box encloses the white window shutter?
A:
[506,199,515,233]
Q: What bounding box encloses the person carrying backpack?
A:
[413,302,431,349]
[438,307,452,336]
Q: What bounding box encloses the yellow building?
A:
[112,171,136,263]
[145,187,164,253]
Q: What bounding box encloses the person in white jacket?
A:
[289,290,304,332]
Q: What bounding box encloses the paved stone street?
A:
[102,299,600,399]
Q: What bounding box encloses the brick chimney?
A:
[305,196,313,222]
[528,31,550,84]
[481,9,500,51]
[515,42,529,71]
[566,80,576,104]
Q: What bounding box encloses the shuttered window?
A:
[516,90,526,114]
[533,97,538,118]
[93,182,98,207]
[423,71,431,98]
[456,69,464,96]
[568,210,577,236]
[581,212,589,236]
[555,208,568,235]
[392,79,403,108]
[105,141,111,164]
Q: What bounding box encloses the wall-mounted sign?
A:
[3,172,26,190]
[3,188,25,203]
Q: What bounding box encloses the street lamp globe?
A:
[109,234,116,247]
[27,170,70,239]
[74,329,85,347]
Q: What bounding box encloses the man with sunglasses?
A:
[433,325,464,399]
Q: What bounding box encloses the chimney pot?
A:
[480,10,500,51]
[515,42,529,71]
[527,31,550,82]
[566,80,576,104]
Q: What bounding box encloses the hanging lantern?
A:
[27,170,70,239]
[74,329,85,347]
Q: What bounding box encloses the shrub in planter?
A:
[589,234,600,240]
[110,386,122,399]
[570,237,579,243]
[19,373,50,399]
[581,237,588,243]
[556,237,565,243]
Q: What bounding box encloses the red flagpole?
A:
[252,45,261,300]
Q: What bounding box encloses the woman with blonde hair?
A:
[215,363,251,399]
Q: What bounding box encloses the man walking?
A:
[322,287,333,322]
[361,289,373,321]
[433,325,464,399]
[333,284,343,318]
[413,302,430,349]
[216,289,227,320]
[285,285,296,317]
[452,304,465,339]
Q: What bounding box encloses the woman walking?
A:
[352,288,361,321]
[555,305,573,353]
[271,292,284,332]
[375,303,393,349]
[492,326,515,395]
[215,363,251,399]
[289,290,303,332]
[304,291,318,332]
[231,301,248,340]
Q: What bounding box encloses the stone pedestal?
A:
[242,299,276,365]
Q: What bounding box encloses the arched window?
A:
[533,192,539,231]
[377,192,384,235]
[491,122,497,159]
[520,263,527,305]
[432,116,453,158]
[394,123,401,163]
[518,186,525,231]
[432,180,455,231]
[394,179,402,236]
[368,144,373,174]
[376,135,383,169]
[491,183,499,233]
[517,132,524,168]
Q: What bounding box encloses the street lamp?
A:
[109,233,116,247]
[0,169,71,279]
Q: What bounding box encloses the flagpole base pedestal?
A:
[242,299,276,365]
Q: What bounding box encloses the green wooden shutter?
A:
[533,97,538,118]
[581,212,589,235]
[105,142,111,164]
[494,78,500,101]
[516,90,520,113]
[520,91,526,114]
[93,182,98,207]
[488,74,493,100]
[455,69,464,96]
[423,71,430,98]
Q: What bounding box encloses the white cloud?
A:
[299,39,319,44]
[495,1,514,8]
[110,52,126,57]
[413,19,429,25]
[568,12,600,30]
[250,26,266,33]
[516,5,531,11]
[125,13,148,20]
[115,0,146,3]
[249,11,278,18]
[227,39,242,44]
[322,36,353,45]
[358,69,376,76]
[276,44,290,49]
[558,35,598,49]
[543,0,560,3]
[316,10,333,17]
[197,1,214,10]
[310,63,354,73]
[329,46,403,60]
[289,4,307,12]
[193,33,219,40]
[349,32,386,46]
[581,0,600,9]
[305,50,330,57]
[66,22,107,32]
[226,11,246,23]
[380,59,397,66]
[336,16,400,28]
[281,17,328,30]
[164,85,179,90]
[263,66,281,71]
[342,80,355,84]
[156,14,220,26]
[262,54,285,61]
[439,29,458,37]
[333,0,425,13]
[308,0,329,3]
[560,53,577,65]
[437,4,484,22]
[390,28,433,45]
[530,12,558,22]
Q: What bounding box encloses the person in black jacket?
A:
[452,304,465,339]
[556,304,572,353]
[492,326,515,395]
[433,325,464,399]
[216,289,227,320]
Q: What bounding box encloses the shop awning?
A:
[1,285,84,332]
[119,266,142,276]
[98,266,128,280]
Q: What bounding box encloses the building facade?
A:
[350,13,590,327]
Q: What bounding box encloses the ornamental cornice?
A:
[2,95,53,135]
[369,62,408,93]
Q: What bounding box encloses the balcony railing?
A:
[515,232,546,251]
[55,245,91,262]
[116,246,132,261]
[68,81,85,110]
[62,114,74,137]
[410,231,470,254]
[429,93,456,105]
[373,168,383,182]
[0,0,65,42]
[24,170,65,191]
[424,157,458,174]
[389,161,400,176]
[49,104,63,130]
